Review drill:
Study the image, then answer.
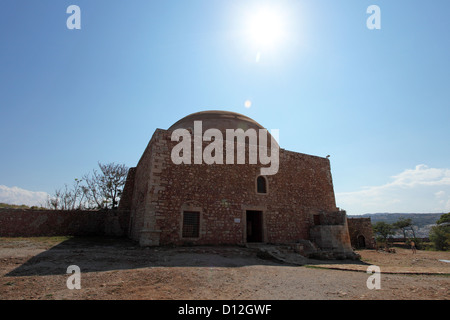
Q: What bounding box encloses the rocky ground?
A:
[0,236,448,300]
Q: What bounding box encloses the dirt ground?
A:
[0,236,449,300]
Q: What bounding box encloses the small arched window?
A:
[256,176,267,194]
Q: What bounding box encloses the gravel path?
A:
[0,237,449,300]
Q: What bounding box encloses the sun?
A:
[246,7,286,48]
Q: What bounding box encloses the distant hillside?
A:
[0,203,45,210]
[350,213,446,238]
[0,202,30,209]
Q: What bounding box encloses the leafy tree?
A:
[429,213,450,251]
[373,221,395,244]
[436,212,450,225]
[393,217,413,239]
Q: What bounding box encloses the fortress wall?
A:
[0,208,128,237]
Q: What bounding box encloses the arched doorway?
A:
[357,235,366,249]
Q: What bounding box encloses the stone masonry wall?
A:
[0,208,128,237]
[125,129,340,246]
[347,217,375,249]
[118,167,136,211]
[128,129,169,245]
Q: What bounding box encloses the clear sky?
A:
[1,0,449,214]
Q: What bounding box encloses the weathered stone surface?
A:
[125,127,339,246]
[122,110,356,259]
[0,208,128,237]
[0,110,359,261]
[347,217,376,249]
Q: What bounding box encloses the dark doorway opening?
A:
[357,235,366,249]
[313,214,321,226]
[246,210,263,242]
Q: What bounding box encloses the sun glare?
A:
[247,7,286,48]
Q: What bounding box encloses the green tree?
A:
[436,212,450,225]
[373,221,395,244]
[429,213,450,251]
[393,218,413,239]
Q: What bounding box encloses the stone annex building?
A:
[118,110,358,259]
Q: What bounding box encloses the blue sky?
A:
[0,0,449,214]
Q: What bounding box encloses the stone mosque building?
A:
[118,110,357,259]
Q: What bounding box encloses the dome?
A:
[168,110,266,133]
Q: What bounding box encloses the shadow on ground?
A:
[5,237,368,277]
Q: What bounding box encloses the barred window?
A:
[182,211,200,238]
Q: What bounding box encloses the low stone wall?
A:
[0,208,129,237]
